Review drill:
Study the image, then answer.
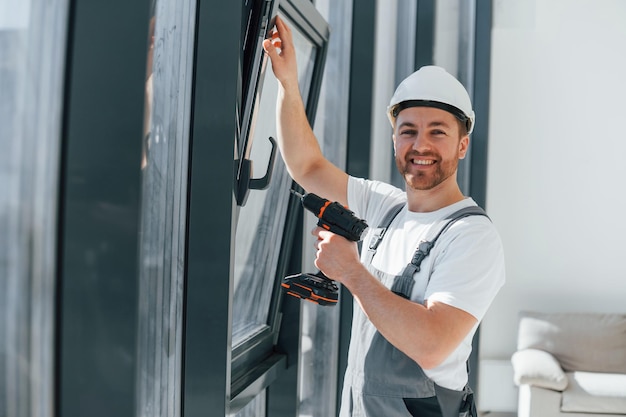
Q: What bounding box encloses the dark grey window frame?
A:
[56,0,151,416]
[341,1,377,411]
[184,0,329,415]
[231,0,330,397]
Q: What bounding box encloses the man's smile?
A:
[411,158,435,166]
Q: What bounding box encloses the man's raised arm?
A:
[262,16,348,206]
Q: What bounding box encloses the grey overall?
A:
[340,203,486,417]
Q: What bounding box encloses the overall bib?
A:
[340,204,485,417]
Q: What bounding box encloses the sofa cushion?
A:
[517,311,626,373]
[561,371,626,414]
[512,348,568,391]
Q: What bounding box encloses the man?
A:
[263,16,505,417]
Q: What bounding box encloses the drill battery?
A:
[281,272,339,306]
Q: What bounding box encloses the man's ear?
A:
[392,134,397,156]
[458,135,469,160]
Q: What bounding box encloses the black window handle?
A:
[235,136,277,206]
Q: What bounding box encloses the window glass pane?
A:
[135,1,196,416]
[433,0,475,88]
[232,15,316,347]
[433,0,476,193]
[0,0,68,415]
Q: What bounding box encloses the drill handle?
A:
[316,218,358,241]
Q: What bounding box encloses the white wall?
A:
[479,0,626,412]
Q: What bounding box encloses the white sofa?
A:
[512,311,626,417]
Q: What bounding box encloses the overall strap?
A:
[363,202,405,265]
[392,206,490,299]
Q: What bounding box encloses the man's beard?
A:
[396,151,458,191]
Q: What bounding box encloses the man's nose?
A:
[411,132,430,151]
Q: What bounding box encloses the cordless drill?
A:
[281,191,369,306]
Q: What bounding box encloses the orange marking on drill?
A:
[317,201,331,218]
[311,294,336,303]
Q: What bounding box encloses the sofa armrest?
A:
[512,349,568,391]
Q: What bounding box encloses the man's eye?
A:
[432,130,446,136]
[400,130,416,136]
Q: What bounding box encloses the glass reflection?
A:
[232,16,316,347]
[0,0,68,415]
[135,1,196,416]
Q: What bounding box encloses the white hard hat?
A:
[387,66,475,134]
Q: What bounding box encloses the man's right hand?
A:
[262,16,299,91]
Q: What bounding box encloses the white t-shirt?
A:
[347,176,506,390]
